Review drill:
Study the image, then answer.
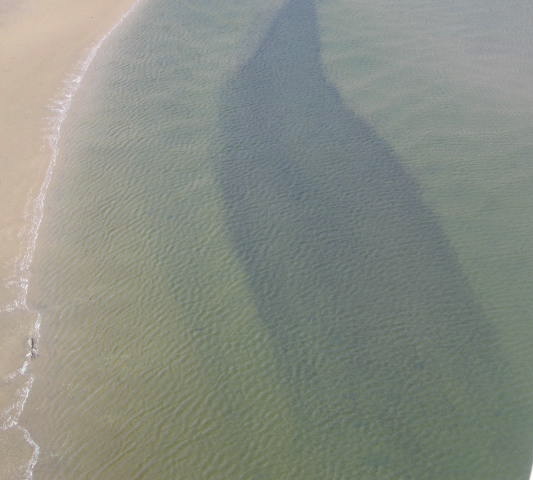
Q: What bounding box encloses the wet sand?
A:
[0,0,141,477]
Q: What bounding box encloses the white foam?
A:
[0,1,145,477]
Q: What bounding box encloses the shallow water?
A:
[21,0,533,478]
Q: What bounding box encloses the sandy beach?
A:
[0,0,140,476]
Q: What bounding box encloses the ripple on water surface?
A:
[22,0,533,478]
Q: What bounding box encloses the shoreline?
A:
[0,0,143,477]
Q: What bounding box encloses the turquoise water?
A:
[25,0,533,478]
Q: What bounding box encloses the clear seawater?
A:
[24,0,533,478]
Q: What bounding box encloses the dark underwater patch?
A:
[216,0,529,477]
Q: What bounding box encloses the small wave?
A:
[0,0,145,477]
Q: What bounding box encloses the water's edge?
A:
[0,2,145,477]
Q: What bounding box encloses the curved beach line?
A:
[0,0,145,477]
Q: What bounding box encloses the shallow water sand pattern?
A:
[22,0,533,478]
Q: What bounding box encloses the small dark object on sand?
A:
[30,337,37,359]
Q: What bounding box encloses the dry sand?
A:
[0,0,141,476]
[0,0,140,307]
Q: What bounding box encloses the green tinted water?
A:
[25,0,533,478]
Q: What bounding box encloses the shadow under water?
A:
[217,0,529,477]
